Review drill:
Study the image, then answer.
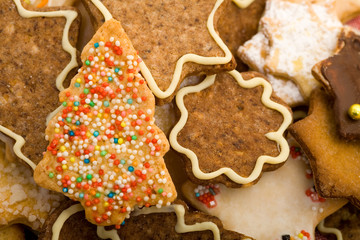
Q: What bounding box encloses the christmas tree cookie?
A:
[34,19,177,227]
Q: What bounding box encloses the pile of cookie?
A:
[0,0,360,239]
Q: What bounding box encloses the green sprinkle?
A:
[85,60,90,66]
[158,188,163,194]
[75,82,80,88]
[89,101,95,107]
[62,102,67,106]
[131,135,137,140]
[86,174,92,180]
[83,88,89,94]
[66,117,71,123]
[100,150,107,156]
[48,172,54,178]
[127,99,133,104]
[95,192,101,198]
[104,101,110,107]
[76,177,82,182]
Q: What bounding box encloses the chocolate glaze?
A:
[321,30,360,140]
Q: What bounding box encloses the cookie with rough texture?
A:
[0,137,63,231]
[289,88,360,208]
[39,200,251,240]
[82,0,236,103]
[321,203,360,240]
[312,29,360,140]
[171,71,292,187]
[182,136,346,240]
[217,0,266,71]
[34,19,177,226]
[0,225,25,240]
[0,0,80,164]
[239,0,342,101]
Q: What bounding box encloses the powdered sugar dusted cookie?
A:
[238,31,305,106]
[0,137,63,231]
[239,0,342,101]
[34,19,177,226]
[182,136,347,240]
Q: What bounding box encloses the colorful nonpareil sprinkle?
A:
[194,184,220,208]
[40,25,176,226]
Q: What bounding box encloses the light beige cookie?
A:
[182,136,347,240]
[0,136,63,231]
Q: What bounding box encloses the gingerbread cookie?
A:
[82,0,236,103]
[34,18,177,226]
[238,0,342,101]
[312,28,360,140]
[320,203,360,240]
[39,200,251,240]
[289,88,360,208]
[217,0,266,71]
[0,0,80,166]
[170,71,292,187]
[0,137,63,231]
[182,136,347,240]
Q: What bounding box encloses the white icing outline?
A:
[169,70,292,184]
[90,0,233,99]
[232,0,255,8]
[52,204,83,240]
[0,0,79,170]
[317,220,343,240]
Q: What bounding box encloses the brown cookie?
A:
[218,0,266,71]
[82,0,236,103]
[0,224,25,240]
[289,88,360,208]
[321,203,360,240]
[39,200,251,240]
[0,0,80,164]
[171,71,292,187]
[312,29,360,141]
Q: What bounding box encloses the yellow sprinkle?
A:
[97,113,102,118]
[298,233,303,238]
[54,128,60,133]
[100,37,105,41]
[104,202,109,207]
[73,106,78,111]
[86,132,92,138]
[70,157,75,163]
[121,122,126,127]
[60,146,66,152]
[76,78,82,83]
[71,126,76,130]
[100,56,105,61]
[95,145,100,151]
[118,138,124,144]
[62,165,67,170]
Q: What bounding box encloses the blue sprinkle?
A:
[84,159,90,164]
[195,193,200,197]
[75,82,80,88]
[62,187,68,193]
[114,138,118,144]
[79,193,84,199]
[69,130,75,136]
[76,120,81,126]
[108,76,113,82]
[127,99,133,104]
[108,192,114,198]
[74,101,80,106]
[115,68,120,73]
[128,166,134,172]
[121,220,125,226]
[93,131,99,137]
[94,42,99,48]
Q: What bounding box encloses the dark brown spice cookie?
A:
[175,71,291,187]
[81,0,236,103]
[0,0,80,164]
[39,200,251,240]
[218,0,266,72]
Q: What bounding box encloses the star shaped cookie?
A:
[182,136,347,240]
[312,29,360,140]
[0,0,80,165]
[289,88,360,208]
[82,0,236,103]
